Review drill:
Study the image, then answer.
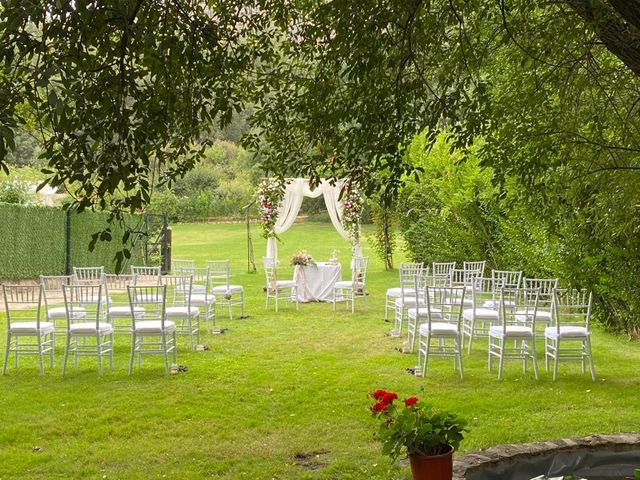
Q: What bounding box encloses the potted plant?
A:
[369,390,467,480]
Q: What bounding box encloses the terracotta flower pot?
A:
[409,445,454,480]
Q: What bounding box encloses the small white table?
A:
[294,262,341,302]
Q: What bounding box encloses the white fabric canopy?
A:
[265,178,361,261]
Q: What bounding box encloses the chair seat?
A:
[386,287,415,298]
[10,321,55,335]
[407,307,442,319]
[489,325,533,338]
[483,299,515,309]
[515,309,551,320]
[463,308,499,321]
[544,326,589,340]
[334,281,364,289]
[395,296,425,308]
[175,284,206,294]
[272,280,296,289]
[211,285,244,294]
[419,322,458,336]
[108,306,145,317]
[69,322,114,335]
[47,306,87,320]
[134,320,176,333]
[165,306,200,317]
[80,295,111,304]
[190,294,216,304]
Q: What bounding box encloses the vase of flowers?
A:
[370,390,467,480]
[290,250,316,267]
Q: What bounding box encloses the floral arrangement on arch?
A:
[257,179,284,239]
[369,389,467,461]
[341,182,364,244]
[290,250,316,267]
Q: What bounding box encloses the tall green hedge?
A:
[0,203,66,278]
[0,204,147,279]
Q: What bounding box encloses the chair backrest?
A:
[62,284,103,328]
[131,266,162,286]
[127,285,167,329]
[471,276,505,307]
[552,288,592,332]
[40,275,72,309]
[448,268,479,288]
[105,274,135,293]
[262,257,278,292]
[399,263,425,298]
[499,287,539,332]
[206,260,231,289]
[189,266,211,290]
[162,274,193,307]
[523,277,559,311]
[491,270,522,289]
[72,266,105,285]
[431,262,456,286]
[421,285,466,329]
[351,256,368,287]
[172,259,195,273]
[2,284,44,328]
[463,261,486,277]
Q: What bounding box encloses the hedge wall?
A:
[0,203,66,278]
[0,203,146,279]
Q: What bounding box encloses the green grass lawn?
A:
[1,222,639,479]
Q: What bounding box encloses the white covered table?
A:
[294,262,341,302]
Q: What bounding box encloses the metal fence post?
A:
[65,207,72,275]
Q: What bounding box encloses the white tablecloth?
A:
[294,262,341,302]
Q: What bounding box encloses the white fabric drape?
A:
[265,178,361,261]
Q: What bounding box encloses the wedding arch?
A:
[257,178,363,262]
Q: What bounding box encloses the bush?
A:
[0,203,66,278]
[0,204,146,279]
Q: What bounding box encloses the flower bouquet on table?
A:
[369,389,467,480]
[290,250,316,267]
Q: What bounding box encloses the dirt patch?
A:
[293,449,330,471]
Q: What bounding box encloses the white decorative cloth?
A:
[265,178,361,261]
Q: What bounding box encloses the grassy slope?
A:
[0,222,639,479]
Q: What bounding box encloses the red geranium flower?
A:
[404,396,418,407]
[381,392,398,405]
[372,389,387,400]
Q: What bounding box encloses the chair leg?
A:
[553,339,560,381]
[37,334,44,376]
[423,337,431,377]
[3,335,10,375]
[109,334,114,372]
[585,337,596,381]
[497,340,505,380]
[62,334,71,377]
[97,334,103,376]
[172,331,177,364]
[457,336,464,380]
[49,334,55,369]
[129,334,136,375]
[531,339,539,380]
[162,333,169,376]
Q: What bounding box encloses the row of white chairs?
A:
[172,259,245,320]
[388,262,595,381]
[2,275,210,376]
